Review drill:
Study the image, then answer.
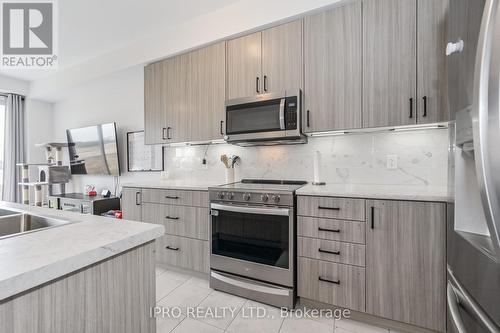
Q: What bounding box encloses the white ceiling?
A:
[0,0,239,81]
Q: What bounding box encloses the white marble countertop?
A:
[296,184,450,202]
[122,179,224,191]
[0,202,164,301]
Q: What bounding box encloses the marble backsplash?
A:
[163,128,449,187]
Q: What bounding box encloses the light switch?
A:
[386,155,398,169]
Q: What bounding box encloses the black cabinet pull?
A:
[256,77,260,93]
[423,96,427,117]
[318,206,340,211]
[307,110,310,127]
[165,196,179,200]
[165,216,179,220]
[135,192,141,206]
[162,127,167,140]
[371,206,375,229]
[220,121,224,135]
[409,98,414,118]
[319,248,341,255]
[318,227,340,233]
[319,277,340,285]
[165,246,179,251]
[263,75,268,92]
[166,127,172,140]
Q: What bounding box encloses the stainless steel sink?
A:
[0,209,73,240]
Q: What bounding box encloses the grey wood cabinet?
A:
[226,20,302,100]
[121,187,142,221]
[365,200,446,332]
[304,1,362,132]
[144,62,167,144]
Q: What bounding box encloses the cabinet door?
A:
[366,200,446,331]
[363,0,417,128]
[226,32,262,99]
[189,42,226,141]
[417,0,449,124]
[121,188,142,221]
[165,53,191,143]
[304,2,362,132]
[144,62,166,144]
[261,20,303,94]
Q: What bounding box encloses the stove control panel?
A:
[209,190,293,207]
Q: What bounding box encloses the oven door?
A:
[210,202,294,287]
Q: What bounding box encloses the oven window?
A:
[226,99,282,134]
[212,209,289,269]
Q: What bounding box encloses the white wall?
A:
[0,74,29,96]
[25,99,54,164]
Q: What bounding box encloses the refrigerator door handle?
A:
[472,0,500,256]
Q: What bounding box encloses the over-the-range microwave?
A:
[223,90,306,146]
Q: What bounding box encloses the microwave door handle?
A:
[279,98,286,130]
[210,203,290,216]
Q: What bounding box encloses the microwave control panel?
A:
[285,96,298,130]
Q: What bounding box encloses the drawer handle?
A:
[318,248,340,255]
[166,246,179,251]
[318,206,340,211]
[165,196,180,200]
[319,277,340,285]
[165,216,179,220]
[318,227,340,233]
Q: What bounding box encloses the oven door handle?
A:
[210,203,291,216]
[279,98,286,130]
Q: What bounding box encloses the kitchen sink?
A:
[0,209,73,240]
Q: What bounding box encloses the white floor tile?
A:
[156,266,167,277]
[158,282,213,314]
[156,314,185,333]
[162,269,193,283]
[335,319,388,333]
[184,275,211,290]
[156,273,186,302]
[280,316,333,333]
[171,318,223,333]
[226,300,285,333]
[196,290,246,329]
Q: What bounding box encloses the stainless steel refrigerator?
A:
[447,0,500,332]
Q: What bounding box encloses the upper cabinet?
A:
[303,1,362,132]
[226,20,303,100]
[144,62,166,145]
[363,0,449,128]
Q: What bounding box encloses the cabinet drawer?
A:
[298,196,365,221]
[298,257,365,311]
[142,188,208,207]
[155,235,209,273]
[298,237,365,267]
[297,216,365,244]
[142,203,209,240]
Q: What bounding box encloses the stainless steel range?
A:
[208,179,307,309]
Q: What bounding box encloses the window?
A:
[0,96,5,197]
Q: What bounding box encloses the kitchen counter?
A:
[122,179,224,191]
[0,202,164,300]
[296,183,450,202]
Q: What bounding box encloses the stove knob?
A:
[243,193,251,201]
[261,194,269,202]
[227,192,234,200]
[272,195,280,203]
[217,192,225,199]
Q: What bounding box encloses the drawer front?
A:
[298,257,365,312]
[142,188,208,207]
[297,216,365,244]
[156,235,209,273]
[142,203,209,240]
[298,237,365,267]
[298,196,366,221]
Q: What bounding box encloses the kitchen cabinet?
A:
[121,187,142,221]
[144,62,166,144]
[365,200,446,331]
[226,20,302,100]
[304,1,362,132]
[363,0,449,128]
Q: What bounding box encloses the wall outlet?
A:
[386,155,398,169]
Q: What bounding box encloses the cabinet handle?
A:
[319,277,340,285]
[256,77,260,93]
[220,121,224,135]
[166,127,172,140]
[135,192,141,205]
[165,196,179,200]
[165,246,179,251]
[318,206,340,211]
[318,248,340,255]
[318,227,340,233]
[162,127,167,140]
[263,75,268,92]
[409,98,414,118]
[371,206,375,229]
[307,110,310,127]
[165,216,179,220]
[423,96,427,117]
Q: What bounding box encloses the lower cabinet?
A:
[155,234,209,273]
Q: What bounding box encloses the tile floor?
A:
[155,265,396,333]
